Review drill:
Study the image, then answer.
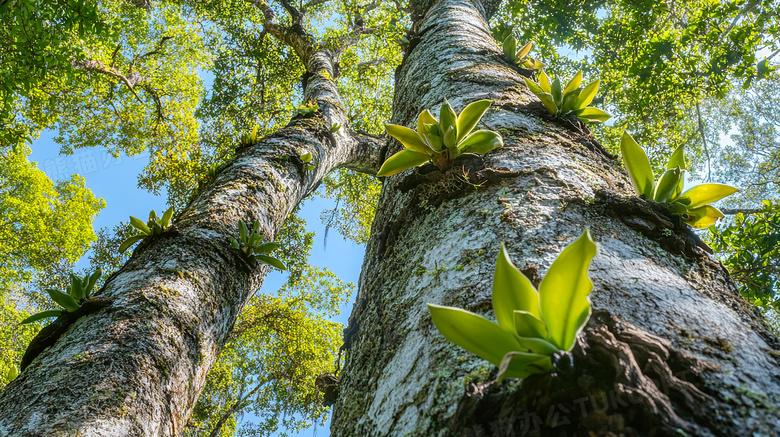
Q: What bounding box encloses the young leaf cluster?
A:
[119,207,175,253]
[428,230,597,380]
[240,125,260,146]
[378,99,503,177]
[294,100,319,117]
[502,36,543,69]
[523,71,610,123]
[20,270,102,325]
[620,132,738,228]
[231,220,286,270]
[300,153,316,171]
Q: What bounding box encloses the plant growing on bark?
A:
[502,36,543,69]
[620,132,738,228]
[300,152,316,171]
[377,99,503,177]
[119,207,175,253]
[230,220,286,270]
[523,71,610,123]
[428,230,597,380]
[240,125,260,146]
[20,270,102,324]
[294,100,319,117]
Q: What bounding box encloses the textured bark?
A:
[331,0,780,436]
[0,31,382,437]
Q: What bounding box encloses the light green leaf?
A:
[523,78,558,114]
[160,206,174,229]
[255,242,280,253]
[456,99,491,143]
[376,150,430,177]
[239,220,248,242]
[539,230,597,351]
[493,243,541,332]
[119,235,145,254]
[516,41,533,61]
[129,216,151,235]
[256,254,287,270]
[85,269,101,298]
[443,126,457,148]
[416,110,438,137]
[20,309,63,324]
[69,274,82,300]
[563,70,582,96]
[538,71,551,93]
[574,107,611,123]
[677,184,738,209]
[458,130,503,155]
[230,237,240,249]
[560,91,581,114]
[550,78,563,107]
[685,205,725,229]
[620,132,655,199]
[514,310,549,340]
[47,288,80,312]
[306,164,316,170]
[439,99,458,139]
[653,167,683,202]
[502,35,517,60]
[666,145,686,170]
[300,153,313,163]
[385,124,431,154]
[497,351,553,381]
[515,336,560,355]
[428,304,523,366]
[574,79,600,110]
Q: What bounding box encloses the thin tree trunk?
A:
[0,33,381,437]
[331,0,780,435]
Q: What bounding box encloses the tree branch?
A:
[207,378,269,437]
[695,101,712,182]
[721,208,765,215]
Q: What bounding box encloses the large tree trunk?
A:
[0,41,380,435]
[331,0,780,435]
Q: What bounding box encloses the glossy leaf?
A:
[69,274,82,300]
[385,124,430,154]
[539,230,597,351]
[514,310,549,339]
[129,216,151,235]
[85,269,101,299]
[574,107,611,123]
[666,145,686,169]
[239,220,248,242]
[574,79,600,110]
[563,71,582,96]
[497,351,553,381]
[416,110,438,137]
[456,99,491,143]
[47,289,80,312]
[119,235,145,254]
[685,205,725,229]
[160,207,174,229]
[439,100,458,139]
[620,132,654,199]
[256,254,287,270]
[517,41,533,61]
[300,153,313,163]
[503,35,517,60]
[376,150,431,177]
[523,78,558,114]
[538,71,551,93]
[550,78,563,107]
[428,304,523,366]
[678,184,738,209]
[653,167,683,202]
[20,309,63,324]
[458,130,503,155]
[255,242,281,253]
[493,243,541,332]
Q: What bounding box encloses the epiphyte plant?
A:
[21,270,102,325]
[428,230,597,380]
[231,219,286,270]
[502,36,543,70]
[294,100,319,117]
[119,207,175,253]
[240,125,260,146]
[300,153,316,171]
[523,71,610,124]
[377,99,504,177]
[620,132,738,228]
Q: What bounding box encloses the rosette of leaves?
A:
[230,220,286,270]
[240,125,260,146]
[523,71,610,123]
[620,132,738,228]
[20,270,102,324]
[119,207,175,253]
[502,36,543,69]
[294,100,319,117]
[377,99,504,177]
[428,230,597,381]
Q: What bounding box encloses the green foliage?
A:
[378,99,503,176]
[230,220,286,270]
[239,125,261,146]
[300,152,316,171]
[329,123,341,133]
[119,207,175,253]
[708,201,780,309]
[428,230,597,380]
[0,291,37,389]
[620,132,738,228]
[320,169,380,244]
[294,100,319,117]
[0,146,104,289]
[20,270,102,324]
[523,71,610,123]
[502,36,543,69]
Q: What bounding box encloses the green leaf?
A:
[69,273,82,300]
[85,269,101,298]
[129,216,151,235]
[523,78,558,114]
[677,184,739,209]
[230,237,240,249]
[456,99,491,143]
[306,164,316,171]
[239,220,248,242]
[439,99,458,140]
[458,130,503,155]
[493,243,541,332]
[252,221,260,235]
[416,110,438,137]
[515,336,560,355]
[427,303,524,366]
[653,167,683,202]
[385,124,431,154]
[538,71,551,93]
[255,242,280,253]
[255,254,286,270]
[502,35,517,60]
[497,351,553,381]
[550,78,563,107]
[685,205,725,229]
[21,309,63,324]
[300,153,313,163]
[119,235,145,253]
[574,107,611,123]
[376,150,430,177]
[560,91,581,114]
[160,207,174,229]
[539,230,597,351]
[620,132,655,199]
[514,310,549,339]
[574,79,600,110]
[666,145,686,170]
[516,41,533,61]
[563,70,582,96]
[443,126,457,148]
[47,288,80,312]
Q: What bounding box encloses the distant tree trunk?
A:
[0,39,381,436]
[330,0,780,436]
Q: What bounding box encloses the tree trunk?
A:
[331,0,780,436]
[0,43,381,435]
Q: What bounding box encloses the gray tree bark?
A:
[330,0,780,436]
